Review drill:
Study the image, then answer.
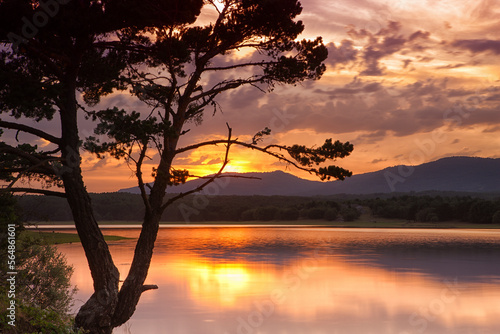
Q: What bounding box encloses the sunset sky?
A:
[7,0,500,192]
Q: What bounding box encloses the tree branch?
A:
[0,144,56,174]
[21,41,65,78]
[189,77,266,104]
[205,61,275,72]
[175,139,322,176]
[136,144,152,214]
[141,284,159,293]
[0,120,61,145]
[0,187,67,198]
[189,82,240,102]
[161,123,233,210]
[6,159,59,188]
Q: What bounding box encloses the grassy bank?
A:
[21,230,130,244]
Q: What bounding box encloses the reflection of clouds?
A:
[60,227,500,334]
[145,250,500,329]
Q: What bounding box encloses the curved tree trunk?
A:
[66,170,120,334]
[111,126,181,327]
[57,57,188,332]
[111,210,162,327]
[59,82,120,334]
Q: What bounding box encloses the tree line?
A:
[355,195,500,224]
[17,193,363,223]
[18,193,500,224]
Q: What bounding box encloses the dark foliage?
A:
[359,195,500,224]
[1,1,352,332]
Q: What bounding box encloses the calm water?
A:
[55,227,500,334]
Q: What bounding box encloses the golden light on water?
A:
[59,228,500,333]
[188,262,251,306]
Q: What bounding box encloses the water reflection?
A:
[56,227,500,334]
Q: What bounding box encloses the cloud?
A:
[205,157,223,165]
[436,63,467,70]
[483,126,500,133]
[402,59,412,69]
[314,77,383,97]
[346,21,432,76]
[452,39,500,55]
[353,130,388,145]
[325,40,358,68]
[87,157,108,171]
[409,30,431,41]
[486,94,500,101]
[271,77,500,141]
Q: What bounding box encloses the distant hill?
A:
[119,170,321,196]
[315,156,500,195]
[118,156,500,196]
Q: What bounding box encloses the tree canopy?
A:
[1,1,353,332]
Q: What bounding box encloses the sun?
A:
[223,164,243,173]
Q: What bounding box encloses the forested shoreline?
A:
[17,192,500,224]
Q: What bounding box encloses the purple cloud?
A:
[452,39,500,55]
[346,21,432,76]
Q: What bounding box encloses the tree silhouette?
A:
[1,1,353,333]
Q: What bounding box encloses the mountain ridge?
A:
[118,156,500,196]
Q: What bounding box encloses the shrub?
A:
[240,209,256,221]
[304,207,326,220]
[0,194,79,333]
[468,200,496,224]
[340,206,361,222]
[323,208,338,221]
[416,208,439,222]
[254,206,279,221]
[276,208,299,221]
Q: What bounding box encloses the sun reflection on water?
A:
[188,261,250,306]
[57,227,500,334]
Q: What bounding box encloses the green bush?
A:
[276,208,299,220]
[0,194,79,333]
[254,206,278,221]
[468,200,496,224]
[323,208,338,221]
[240,209,256,221]
[304,207,326,220]
[340,206,361,222]
[416,208,439,222]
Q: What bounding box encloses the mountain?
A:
[119,170,322,196]
[315,156,500,195]
[118,156,500,196]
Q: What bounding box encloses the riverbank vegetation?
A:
[17,192,500,226]
[20,230,130,244]
[0,194,81,333]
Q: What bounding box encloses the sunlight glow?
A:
[188,262,251,306]
[222,165,243,173]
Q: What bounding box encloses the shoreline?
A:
[26,220,500,230]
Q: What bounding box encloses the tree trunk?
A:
[111,119,183,327]
[111,210,162,327]
[66,170,120,334]
[58,80,120,334]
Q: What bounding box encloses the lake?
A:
[55,226,500,334]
